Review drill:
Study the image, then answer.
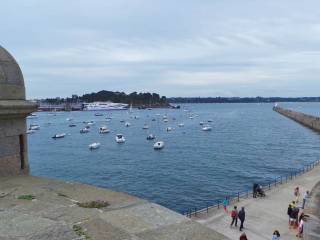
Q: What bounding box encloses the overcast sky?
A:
[2,0,320,98]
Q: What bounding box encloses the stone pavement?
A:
[0,176,229,240]
[194,164,320,240]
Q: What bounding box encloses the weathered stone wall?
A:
[273,106,320,131]
[0,117,29,176]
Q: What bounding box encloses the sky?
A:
[1,0,320,98]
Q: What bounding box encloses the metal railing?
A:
[184,159,320,218]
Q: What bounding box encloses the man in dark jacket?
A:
[238,207,246,231]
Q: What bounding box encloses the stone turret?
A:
[0,46,37,176]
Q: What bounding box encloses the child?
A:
[230,206,238,227]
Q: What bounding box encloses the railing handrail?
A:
[184,159,320,218]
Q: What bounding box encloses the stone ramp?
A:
[0,176,228,240]
[194,164,320,240]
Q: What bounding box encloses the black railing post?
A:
[194,207,197,217]
[218,200,220,209]
[237,192,240,202]
[280,176,282,184]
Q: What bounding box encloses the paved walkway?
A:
[195,164,320,240]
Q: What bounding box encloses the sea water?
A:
[28,102,320,213]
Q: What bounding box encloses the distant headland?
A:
[168,96,320,104]
[36,90,171,111]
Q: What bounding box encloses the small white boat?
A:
[147,134,156,140]
[125,122,131,127]
[202,126,212,131]
[26,130,35,134]
[116,134,126,143]
[66,118,73,121]
[69,123,77,127]
[99,126,110,134]
[27,113,37,119]
[29,124,40,130]
[189,116,194,119]
[52,133,66,139]
[80,128,90,134]
[142,124,149,129]
[87,121,95,126]
[154,141,165,150]
[95,113,103,116]
[163,119,168,123]
[166,127,172,132]
[199,122,204,125]
[178,123,184,127]
[89,142,100,150]
[134,116,139,119]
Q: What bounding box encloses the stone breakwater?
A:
[273,106,320,131]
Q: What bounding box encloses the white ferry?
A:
[83,102,128,111]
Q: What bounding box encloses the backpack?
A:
[231,210,237,217]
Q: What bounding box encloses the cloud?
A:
[2,0,320,98]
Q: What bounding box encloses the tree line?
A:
[42,90,169,107]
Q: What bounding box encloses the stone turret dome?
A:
[0,46,26,100]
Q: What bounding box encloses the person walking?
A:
[239,232,248,240]
[223,197,229,212]
[287,203,293,226]
[230,206,238,227]
[302,190,309,209]
[272,230,280,240]
[238,207,246,231]
[294,187,300,203]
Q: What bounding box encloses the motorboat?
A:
[87,121,95,126]
[142,124,149,129]
[99,126,110,134]
[189,116,194,119]
[154,141,164,150]
[69,123,77,127]
[66,118,73,121]
[207,120,213,123]
[178,123,184,127]
[95,113,103,116]
[125,122,131,127]
[26,130,35,134]
[89,142,100,150]
[202,125,212,131]
[199,122,204,125]
[152,118,156,121]
[120,120,125,123]
[29,124,40,130]
[80,128,90,134]
[52,133,66,139]
[27,113,37,119]
[116,134,125,143]
[166,127,172,132]
[147,134,156,140]
[163,119,168,123]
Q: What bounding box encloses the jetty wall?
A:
[273,106,320,131]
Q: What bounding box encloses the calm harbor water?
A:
[28,102,320,213]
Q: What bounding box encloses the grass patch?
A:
[73,225,91,240]
[57,192,69,198]
[76,200,109,209]
[17,194,35,200]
